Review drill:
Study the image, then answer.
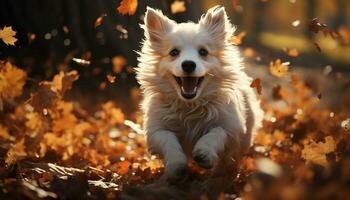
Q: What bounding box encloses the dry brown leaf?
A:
[269,59,290,78]
[0,26,18,46]
[0,124,10,140]
[29,84,58,113]
[171,1,186,14]
[117,0,138,15]
[116,160,131,175]
[309,18,338,39]
[301,136,336,166]
[0,61,27,100]
[25,112,43,131]
[52,70,79,96]
[314,42,321,52]
[231,32,246,45]
[5,138,27,165]
[250,78,262,95]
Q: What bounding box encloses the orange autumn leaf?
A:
[116,160,131,175]
[29,84,58,113]
[0,124,10,140]
[269,59,290,78]
[107,74,116,83]
[231,31,246,45]
[301,136,336,166]
[283,48,299,57]
[112,56,126,73]
[5,138,27,165]
[25,112,43,132]
[94,13,107,28]
[171,0,186,14]
[250,78,262,95]
[117,0,138,15]
[52,70,79,96]
[0,26,18,46]
[309,18,338,39]
[0,61,27,100]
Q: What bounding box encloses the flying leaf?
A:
[72,58,91,66]
[309,18,338,39]
[94,14,107,28]
[250,78,262,95]
[112,56,126,73]
[231,31,246,45]
[0,26,18,46]
[117,0,138,15]
[107,74,116,83]
[269,59,290,78]
[283,48,299,57]
[171,1,186,14]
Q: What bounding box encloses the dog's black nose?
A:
[181,61,196,74]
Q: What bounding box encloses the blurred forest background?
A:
[1,0,350,113]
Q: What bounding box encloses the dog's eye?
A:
[169,48,180,57]
[199,48,208,57]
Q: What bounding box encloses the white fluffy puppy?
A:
[136,6,264,181]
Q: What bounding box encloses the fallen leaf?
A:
[29,84,58,113]
[0,26,18,46]
[0,125,10,140]
[171,1,186,14]
[5,138,27,165]
[269,59,290,78]
[301,136,336,166]
[117,0,138,15]
[0,61,27,100]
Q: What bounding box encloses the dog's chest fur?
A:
[159,97,227,144]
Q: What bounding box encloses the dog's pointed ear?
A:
[143,7,175,43]
[199,6,235,42]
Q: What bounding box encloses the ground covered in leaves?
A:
[0,57,350,200]
[1,0,350,199]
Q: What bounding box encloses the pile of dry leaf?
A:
[1,54,350,200]
[1,0,350,199]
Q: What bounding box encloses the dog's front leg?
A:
[192,127,240,169]
[147,130,188,181]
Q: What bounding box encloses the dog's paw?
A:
[164,161,189,184]
[192,148,218,169]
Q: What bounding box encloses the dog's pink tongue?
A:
[181,77,197,94]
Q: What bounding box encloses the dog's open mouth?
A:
[174,76,204,99]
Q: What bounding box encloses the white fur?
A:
[136,6,264,179]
